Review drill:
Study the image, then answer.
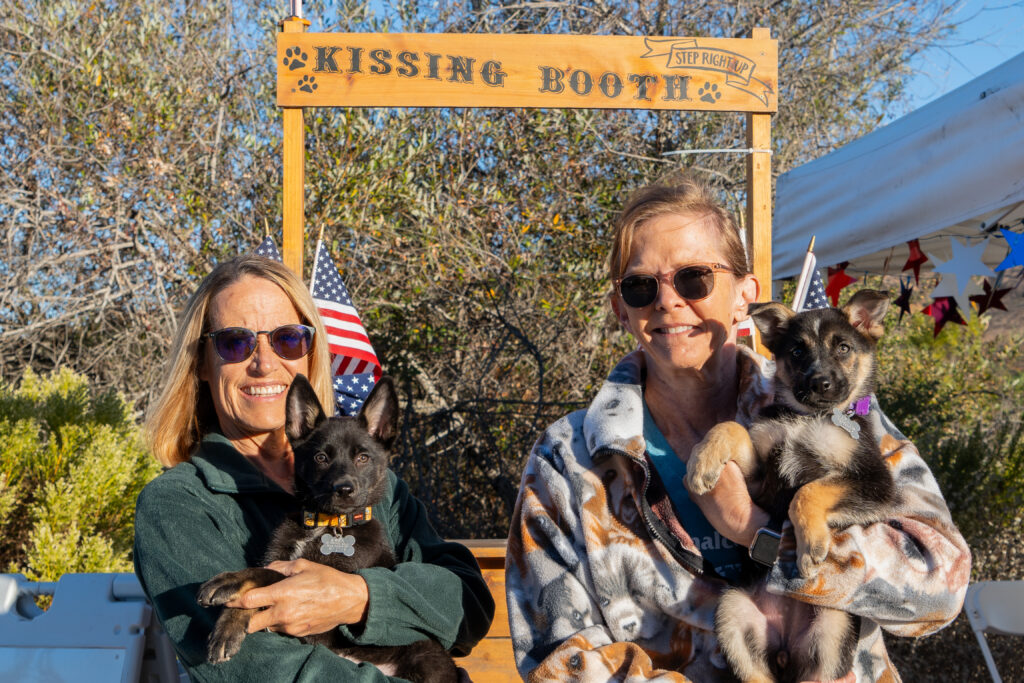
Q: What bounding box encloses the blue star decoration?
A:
[996,228,1024,271]
[333,372,377,416]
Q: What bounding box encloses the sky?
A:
[904,1,1024,111]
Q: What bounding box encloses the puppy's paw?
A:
[796,531,831,577]
[207,620,247,664]
[197,572,247,607]
[685,460,725,495]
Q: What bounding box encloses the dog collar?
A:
[302,507,373,529]
[847,396,872,417]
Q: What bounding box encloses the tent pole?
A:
[281,15,310,278]
[746,27,773,355]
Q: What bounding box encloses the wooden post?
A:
[280,16,310,278]
[746,26,772,355]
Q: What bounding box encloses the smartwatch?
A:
[749,527,782,567]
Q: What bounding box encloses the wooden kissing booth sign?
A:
[276,33,776,111]
[275,19,777,333]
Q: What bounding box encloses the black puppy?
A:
[686,289,900,683]
[197,374,458,682]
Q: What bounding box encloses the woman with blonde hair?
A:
[135,254,493,681]
[145,255,335,470]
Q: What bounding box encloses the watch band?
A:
[749,526,783,567]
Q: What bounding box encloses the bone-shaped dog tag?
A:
[320,533,356,556]
[830,408,861,440]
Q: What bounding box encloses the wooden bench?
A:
[454,539,517,682]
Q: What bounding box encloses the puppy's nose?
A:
[811,376,832,393]
[335,482,354,495]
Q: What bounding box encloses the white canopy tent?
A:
[773,51,1024,281]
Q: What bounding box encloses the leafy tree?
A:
[1,0,959,535]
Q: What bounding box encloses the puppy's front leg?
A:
[686,421,756,495]
[789,479,846,577]
[198,567,286,663]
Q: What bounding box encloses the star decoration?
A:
[921,297,967,337]
[902,239,929,284]
[929,274,982,320]
[996,228,1024,270]
[825,263,857,306]
[969,279,1012,315]
[893,277,913,324]
[927,238,993,317]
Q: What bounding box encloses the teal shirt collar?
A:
[189,432,290,495]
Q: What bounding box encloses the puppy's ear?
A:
[748,302,795,353]
[286,374,326,442]
[359,376,398,449]
[842,289,890,341]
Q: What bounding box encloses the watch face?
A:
[750,529,781,566]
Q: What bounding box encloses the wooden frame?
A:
[276,19,776,311]
[273,20,777,677]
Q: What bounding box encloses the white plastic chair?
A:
[964,580,1024,683]
[0,573,186,683]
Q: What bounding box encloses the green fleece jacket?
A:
[133,433,494,682]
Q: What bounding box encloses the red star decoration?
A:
[969,279,1012,315]
[921,296,967,337]
[894,278,913,324]
[902,239,929,284]
[825,262,857,306]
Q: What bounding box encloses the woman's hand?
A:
[685,460,769,547]
[229,559,370,636]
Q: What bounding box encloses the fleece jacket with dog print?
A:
[134,432,494,683]
[505,346,971,682]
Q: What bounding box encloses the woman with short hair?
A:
[505,177,970,681]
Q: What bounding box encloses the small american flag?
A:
[799,268,830,310]
[309,240,382,380]
[333,372,378,417]
[253,235,283,262]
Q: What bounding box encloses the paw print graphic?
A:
[698,82,722,104]
[295,75,318,93]
[283,46,307,71]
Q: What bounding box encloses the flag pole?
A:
[791,236,816,312]
[309,225,325,293]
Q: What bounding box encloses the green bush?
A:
[0,368,161,580]
[874,300,1024,563]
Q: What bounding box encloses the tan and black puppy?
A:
[686,289,898,683]
[197,374,457,683]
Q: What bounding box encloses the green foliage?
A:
[0,368,161,580]
[1,0,961,538]
[875,297,1024,556]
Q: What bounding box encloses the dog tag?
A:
[830,408,861,440]
[320,533,356,557]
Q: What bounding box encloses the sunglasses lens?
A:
[213,328,257,363]
[269,324,314,360]
[673,266,715,300]
[619,275,659,308]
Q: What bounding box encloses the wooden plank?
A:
[277,33,777,112]
[480,566,510,638]
[745,27,772,356]
[457,637,518,682]
[281,16,310,278]
[453,538,507,560]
